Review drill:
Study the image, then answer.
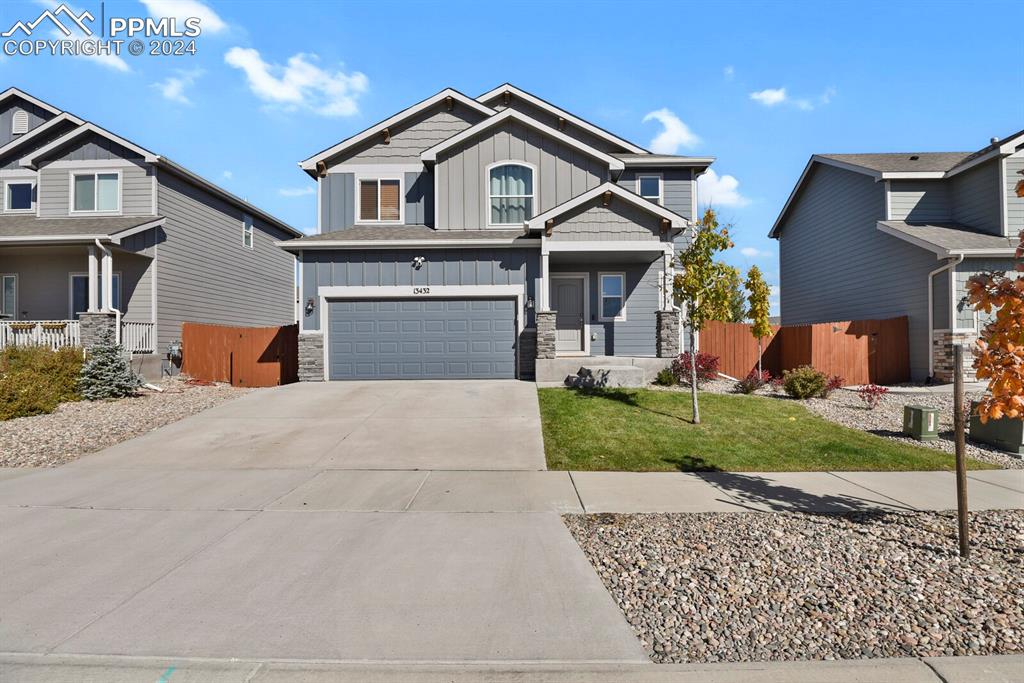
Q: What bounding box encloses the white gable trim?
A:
[0,112,83,159]
[0,88,62,117]
[20,122,158,168]
[527,182,687,232]
[421,108,624,171]
[299,88,495,171]
[477,84,647,154]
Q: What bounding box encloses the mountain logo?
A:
[3,4,95,38]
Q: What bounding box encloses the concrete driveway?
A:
[0,381,646,664]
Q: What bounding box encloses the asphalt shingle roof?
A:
[819,152,973,174]
[878,220,1019,253]
[0,215,161,239]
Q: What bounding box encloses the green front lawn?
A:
[538,388,993,472]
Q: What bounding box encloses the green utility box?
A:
[903,405,939,441]
[969,400,1024,455]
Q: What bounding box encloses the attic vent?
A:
[908,155,919,161]
[11,110,28,135]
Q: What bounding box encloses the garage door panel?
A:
[327,298,516,380]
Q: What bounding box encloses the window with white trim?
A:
[11,110,28,136]
[1,274,16,319]
[489,163,533,224]
[243,214,254,248]
[637,174,662,204]
[4,181,34,212]
[358,178,402,223]
[72,172,119,212]
[599,273,626,321]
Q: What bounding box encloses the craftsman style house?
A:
[0,88,302,377]
[280,85,713,382]
[770,130,1023,382]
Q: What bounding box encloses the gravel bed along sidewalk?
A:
[0,378,251,468]
[565,510,1023,664]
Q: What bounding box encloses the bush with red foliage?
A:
[672,352,720,387]
[857,383,889,410]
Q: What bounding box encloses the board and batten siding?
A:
[299,248,539,332]
[549,197,664,242]
[154,170,295,352]
[616,169,694,220]
[1006,152,1024,234]
[320,171,433,231]
[949,159,1002,235]
[488,97,627,154]
[435,120,607,230]
[550,259,662,357]
[778,162,939,380]
[0,98,55,147]
[0,119,80,171]
[888,180,950,222]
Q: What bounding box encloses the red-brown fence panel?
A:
[181,322,298,387]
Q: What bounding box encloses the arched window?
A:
[488,162,533,224]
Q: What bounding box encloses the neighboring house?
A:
[0,87,302,377]
[279,85,714,382]
[770,130,1023,382]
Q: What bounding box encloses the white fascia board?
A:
[620,156,717,168]
[0,234,110,244]
[527,182,686,231]
[0,112,83,159]
[20,122,158,168]
[277,238,541,250]
[421,108,625,171]
[542,240,674,255]
[476,83,647,154]
[109,218,166,243]
[0,88,63,116]
[949,248,1018,256]
[879,171,947,180]
[299,89,496,170]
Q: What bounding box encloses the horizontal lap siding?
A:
[779,163,936,379]
[1006,154,1024,234]
[955,257,1017,329]
[300,248,539,332]
[155,171,295,352]
[889,180,950,222]
[950,160,1002,235]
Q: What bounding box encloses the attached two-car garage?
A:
[327,298,517,380]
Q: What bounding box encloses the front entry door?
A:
[551,277,585,354]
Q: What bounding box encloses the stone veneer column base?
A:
[298,333,325,381]
[536,311,557,361]
[656,310,680,358]
[78,312,117,350]
[932,331,978,383]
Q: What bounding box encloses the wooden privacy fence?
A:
[701,317,909,386]
[181,322,298,387]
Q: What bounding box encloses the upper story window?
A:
[72,171,120,213]
[4,180,34,212]
[637,174,662,204]
[358,178,402,223]
[489,163,534,224]
[11,110,28,136]
[242,214,254,248]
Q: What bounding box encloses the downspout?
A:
[927,253,964,379]
[94,239,121,346]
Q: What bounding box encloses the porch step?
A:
[535,357,670,386]
[565,365,646,389]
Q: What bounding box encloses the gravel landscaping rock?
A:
[565,510,1024,663]
[0,378,250,468]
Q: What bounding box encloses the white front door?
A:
[551,276,585,354]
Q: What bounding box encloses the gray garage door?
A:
[327,298,517,380]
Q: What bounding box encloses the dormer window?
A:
[11,110,28,136]
[489,162,534,225]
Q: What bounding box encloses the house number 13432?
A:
[413,287,431,295]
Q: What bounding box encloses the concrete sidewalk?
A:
[1,653,1020,682]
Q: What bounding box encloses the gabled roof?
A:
[19,121,159,167]
[477,83,647,154]
[947,128,1024,177]
[527,182,688,232]
[299,88,495,173]
[816,152,971,178]
[0,87,62,117]
[0,111,83,159]
[877,221,1019,257]
[421,108,625,171]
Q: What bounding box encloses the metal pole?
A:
[953,344,969,559]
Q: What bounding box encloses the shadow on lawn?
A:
[568,387,694,424]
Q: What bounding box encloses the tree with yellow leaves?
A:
[745,266,772,376]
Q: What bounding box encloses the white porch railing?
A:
[0,320,155,354]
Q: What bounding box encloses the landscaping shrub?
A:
[820,374,845,399]
[858,383,889,410]
[654,367,677,386]
[0,345,83,420]
[79,329,141,401]
[672,352,720,387]
[735,369,772,394]
[782,365,828,399]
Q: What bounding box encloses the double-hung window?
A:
[599,273,626,321]
[242,214,254,248]
[358,178,401,223]
[1,274,16,319]
[637,174,662,204]
[4,181,34,212]
[489,163,534,224]
[72,172,120,213]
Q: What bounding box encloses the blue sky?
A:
[4,0,1023,311]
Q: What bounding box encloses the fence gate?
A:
[181,322,298,387]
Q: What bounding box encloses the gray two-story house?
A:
[770,130,1023,382]
[279,85,713,382]
[0,87,302,377]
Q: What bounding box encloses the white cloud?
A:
[221,170,233,180]
[740,246,772,258]
[750,88,787,106]
[641,108,700,154]
[152,68,203,104]
[724,65,735,80]
[697,169,749,207]
[279,186,315,197]
[33,0,130,71]
[224,47,368,117]
[140,0,227,33]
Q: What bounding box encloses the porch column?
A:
[538,252,550,312]
[100,247,113,311]
[87,245,99,312]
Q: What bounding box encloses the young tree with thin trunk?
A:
[745,266,772,375]
[674,208,735,424]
